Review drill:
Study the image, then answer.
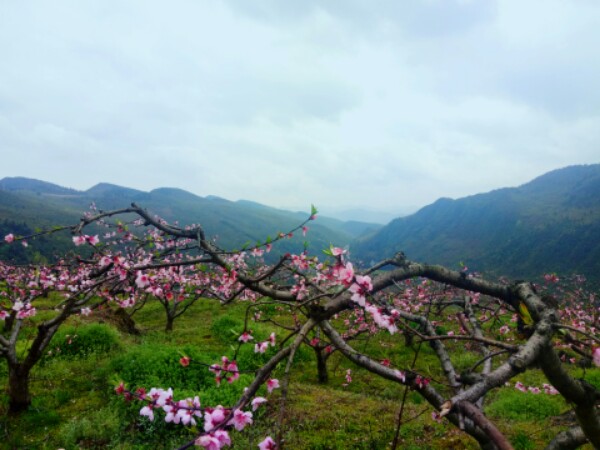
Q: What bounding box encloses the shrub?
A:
[59,406,121,449]
[210,315,243,343]
[486,389,564,421]
[109,343,217,390]
[45,323,122,360]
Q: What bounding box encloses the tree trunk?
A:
[8,364,31,413]
[165,315,174,332]
[315,348,328,383]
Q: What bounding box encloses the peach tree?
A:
[1,204,599,449]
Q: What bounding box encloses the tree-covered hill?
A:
[0,177,381,262]
[352,164,600,284]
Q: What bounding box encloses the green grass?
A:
[1,298,598,449]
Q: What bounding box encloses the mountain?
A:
[352,164,600,284]
[0,177,80,196]
[0,178,380,263]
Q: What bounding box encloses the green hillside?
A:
[0,177,380,262]
[352,164,600,284]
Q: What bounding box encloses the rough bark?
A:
[314,347,328,384]
[8,364,31,413]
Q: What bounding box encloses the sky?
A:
[1,1,599,223]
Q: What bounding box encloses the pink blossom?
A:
[344,369,352,384]
[514,381,527,392]
[225,360,239,383]
[4,233,14,243]
[268,332,276,346]
[229,409,253,431]
[180,356,191,367]
[255,341,268,353]
[21,240,28,247]
[528,386,540,394]
[334,262,354,286]
[415,375,429,389]
[163,404,181,424]
[239,331,253,343]
[593,347,600,367]
[176,396,201,426]
[140,404,154,421]
[214,430,231,447]
[349,274,373,306]
[195,435,222,450]
[86,235,100,245]
[394,370,406,383]
[0,311,7,321]
[99,256,112,267]
[72,235,87,246]
[302,226,308,236]
[330,246,346,257]
[266,378,280,394]
[544,273,560,283]
[251,396,267,411]
[135,272,151,289]
[204,405,226,432]
[258,436,276,450]
[543,384,559,395]
[80,307,92,316]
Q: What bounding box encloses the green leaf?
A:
[518,302,534,326]
[311,204,318,216]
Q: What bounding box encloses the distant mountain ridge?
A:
[352,164,600,284]
[2,166,600,284]
[0,177,382,263]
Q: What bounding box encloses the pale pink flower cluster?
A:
[291,277,308,300]
[343,369,352,386]
[254,333,276,354]
[544,273,560,283]
[209,356,239,385]
[594,347,600,367]
[258,436,276,449]
[72,235,100,246]
[130,382,273,450]
[499,325,511,335]
[514,381,559,395]
[415,375,430,389]
[251,396,267,411]
[4,233,14,243]
[195,430,231,449]
[394,370,406,383]
[365,305,398,334]
[12,300,37,319]
[164,396,202,426]
[238,331,253,343]
[291,253,309,271]
[349,274,373,307]
[266,378,280,393]
[139,387,174,421]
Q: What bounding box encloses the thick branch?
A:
[545,426,588,450]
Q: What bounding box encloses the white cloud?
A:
[0,1,598,221]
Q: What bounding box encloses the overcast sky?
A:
[1,1,599,222]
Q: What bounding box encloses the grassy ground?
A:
[1,299,598,449]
